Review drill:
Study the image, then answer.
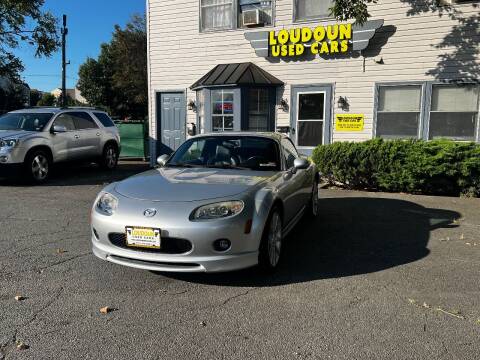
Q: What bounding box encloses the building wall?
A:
[147,0,479,148]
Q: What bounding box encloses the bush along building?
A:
[146,0,480,164]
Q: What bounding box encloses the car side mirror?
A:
[51,124,67,134]
[156,154,169,167]
[294,158,309,170]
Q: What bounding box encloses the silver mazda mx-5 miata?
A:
[91,132,319,273]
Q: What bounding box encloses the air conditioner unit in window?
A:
[243,9,264,26]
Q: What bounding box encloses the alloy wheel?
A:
[31,154,49,181]
[267,212,282,267]
[106,147,117,168]
[312,182,319,216]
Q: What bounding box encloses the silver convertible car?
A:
[91,132,319,273]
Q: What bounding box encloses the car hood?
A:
[0,130,35,140]
[114,167,275,202]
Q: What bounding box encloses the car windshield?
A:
[167,136,281,171]
[0,113,54,132]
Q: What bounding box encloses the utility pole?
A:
[61,15,68,108]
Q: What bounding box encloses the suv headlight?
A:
[0,139,19,148]
[191,201,244,221]
[96,192,118,216]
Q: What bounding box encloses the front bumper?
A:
[91,192,267,273]
[92,239,258,272]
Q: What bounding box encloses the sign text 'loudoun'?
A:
[269,24,352,57]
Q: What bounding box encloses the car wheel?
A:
[306,180,319,218]
[101,143,118,170]
[25,150,50,184]
[258,207,283,271]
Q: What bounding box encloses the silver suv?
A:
[0,107,120,183]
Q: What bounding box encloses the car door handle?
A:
[96,133,101,136]
[74,135,80,139]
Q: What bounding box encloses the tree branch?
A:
[0,30,35,35]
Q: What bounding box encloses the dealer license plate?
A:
[125,226,161,249]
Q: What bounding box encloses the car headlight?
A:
[96,192,118,216]
[191,201,244,221]
[0,139,19,148]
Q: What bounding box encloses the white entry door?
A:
[291,85,332,154]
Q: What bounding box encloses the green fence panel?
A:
[116,121,149,159]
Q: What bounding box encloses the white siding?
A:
[147,0,479,146]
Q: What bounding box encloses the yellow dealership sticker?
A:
[335,114,365,132]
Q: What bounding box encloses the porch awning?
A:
[190,62,284,90]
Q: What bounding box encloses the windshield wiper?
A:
[165,163,199,168]
[205,164,249,170]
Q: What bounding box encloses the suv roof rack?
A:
[23,106,105,111]
[60,106,102,110]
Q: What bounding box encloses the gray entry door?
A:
[158,92,186,155]
[290,85,332,155]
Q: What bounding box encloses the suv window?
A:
[93,112,115,127]
[53,113,75,131]
[281,138,299,169]
[70,112,99,130]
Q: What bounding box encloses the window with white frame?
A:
[247,88,269,131]
[294,0,334,22]
[376,85,422,139]
[429,84,479,141]
[200,0,234,31]
[211,89,234,132]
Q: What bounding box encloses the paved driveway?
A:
[1,162,479,359]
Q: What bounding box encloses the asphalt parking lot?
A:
[1,161,479,359]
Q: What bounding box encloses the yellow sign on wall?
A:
[269,24,352,57]
[335,114,365,132]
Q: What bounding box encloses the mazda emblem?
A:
[143,209,157,217]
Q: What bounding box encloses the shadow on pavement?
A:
[162,196,460,287]
[0,160,150,187]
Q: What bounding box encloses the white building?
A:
[50,87,86,104]
[146,0,480,164]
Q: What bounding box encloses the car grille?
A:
[108,233,192,254]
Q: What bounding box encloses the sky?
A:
[16,0,146,92]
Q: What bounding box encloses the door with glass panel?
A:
[291,85,332,154]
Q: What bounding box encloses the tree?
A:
[77,15,147,119]
[29,89,42,106]
[0,0,59,81]
[330,0,377,24]
[37,92,55,106]
[0,82,28,113]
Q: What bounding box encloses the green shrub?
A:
[311,139,480,197]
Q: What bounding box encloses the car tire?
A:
[24,150,51,184]
[258,206,283,272]
[306,179,319,219]
[101,143,119,170]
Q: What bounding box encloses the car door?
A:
[70,112,102,159]
[49,113,82,162]
[279,138,306,225]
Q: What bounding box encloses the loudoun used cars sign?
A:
[269,24,352,57]
[245,19,384,59]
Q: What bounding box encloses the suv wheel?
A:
[101,143,118,170]
[25,150,50,184]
